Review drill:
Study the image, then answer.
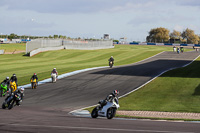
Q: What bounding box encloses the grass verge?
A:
[0,43,26,52]
[119,56,200,113]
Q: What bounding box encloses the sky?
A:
[0,0,200,42]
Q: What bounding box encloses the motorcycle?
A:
[51,73,57,83]
[109,61,113,68]
[91,98,120,119]
[2,92,21,110]
[10,80,17,92]
[0,83,8,97]
[31,79,37,89]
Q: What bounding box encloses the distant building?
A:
[103,34,110,40]
[119,37,128,44]
[169,38,181,43]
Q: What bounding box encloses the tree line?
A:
[0,33,103,41]
[146,27,200,44]
[0,33,71,40]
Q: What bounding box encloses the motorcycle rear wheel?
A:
[2,103,6,109]
[0,89,2,97]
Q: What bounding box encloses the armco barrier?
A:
[147,43,156,45]
[128,42,200,47]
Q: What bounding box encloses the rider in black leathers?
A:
[30,73,38,85]
[15,87,25,106]
[10,74,18,86]
[4,87,24,106]
[108,56,114,64]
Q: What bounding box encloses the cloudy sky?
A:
[0,0,199,41]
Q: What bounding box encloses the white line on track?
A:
[0,123,194,133]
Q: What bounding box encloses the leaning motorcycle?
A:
[109,61,113,68]
[0,83,8,97]
[31,79,37,89]
[10,80,17,92]
[2,92,21,110]
[51,73,57,83]
[91,98,120,119]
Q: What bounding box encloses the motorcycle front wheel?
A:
[34,83,37,89]
[91,107,98,118]
[8,100,14,110]
[31,83,33,89]
[107,108,116,119]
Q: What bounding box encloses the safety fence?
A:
[26,39,114,56]
[63,40,113,50]
[26,39,62,53]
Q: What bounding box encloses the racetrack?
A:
[1,51,200,133]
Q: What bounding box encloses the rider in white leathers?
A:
[99,90,119,109]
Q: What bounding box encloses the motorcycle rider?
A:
[51,68,58,78]
[30,73,38,85]
[4,87,25,106]
[99,90,119,109]
[10,74,18,86]
[15,87,25,106]
[1,77,10,91]
[108,56,114,64]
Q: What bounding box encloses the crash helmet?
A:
[13,74,16,77]
[34,73,36,75]
[113,90,119,96]
[111,56,113,58]
[6,77,9,80]
[20,87,25,93]
[54,68,56,70]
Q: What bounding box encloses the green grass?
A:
[0,43,26,52]
[0,45,171,86]
[119,57,200,113]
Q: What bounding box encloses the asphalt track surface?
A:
[1,51,200,133]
